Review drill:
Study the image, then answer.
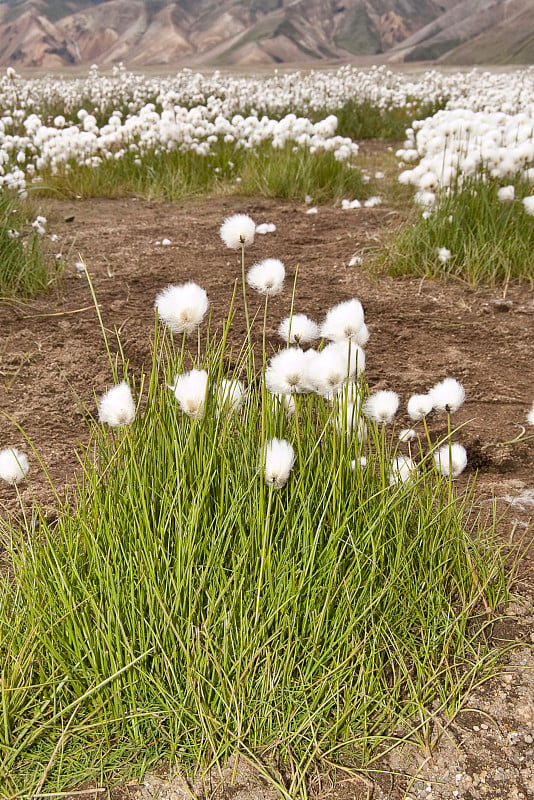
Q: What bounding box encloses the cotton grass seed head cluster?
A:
[247,258,285,296]
[220,214,256,249]
[0,446,29,484]
[155,282,209,335]
[397,107,534,232]
[278,313,319,346]
[3,65,534,197]
[429,377,466,414]
[433,443,468,478]
[1,195,477,505]
[170,369,209,420]
[142,210,472,495]
[98,381,136,428]
[263,438,295,489]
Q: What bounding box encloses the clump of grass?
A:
[323,98,448,141]
[0,251,507,797]
[35,142,367,204]
[237,144,366,202]
[384,174,534,285]
[0,194,51,297]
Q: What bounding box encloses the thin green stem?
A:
[255,487,274,627]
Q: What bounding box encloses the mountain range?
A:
[0,0,533,69]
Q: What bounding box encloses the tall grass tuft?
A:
[35,142,367,204]
[384,174,534,285]
[0,194,51,297]
[0,285,508,795]
[324,98,448,141]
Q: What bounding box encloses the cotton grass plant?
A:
[385,173,534,284]
[388,106,534,284]
[0,217,509,798]
[36,140,368,205]
[0,193,51,297]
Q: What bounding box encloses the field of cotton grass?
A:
[0,64,533,798]
[1,66,534,288]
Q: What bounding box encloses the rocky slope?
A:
[0,0,531,68]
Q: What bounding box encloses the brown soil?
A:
[0,193,533,799]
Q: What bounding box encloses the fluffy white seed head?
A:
[220,213,255,248]
[278,313,319,346]
[256,222,276,234]
[320,298,366,344]
[498,185,515,202]
[263,438,295,489]
[98,381,136,427]
[398,427,417,442]
[0,447,29,484]
[527,402,534,426]
[389,455,417,485]
[265,348,310,395]
[437,247,451,263]
[308,342,361,396]
[155,282,209,335]
[434,443,468,477]
[216,378,245,414]
[350,456,368,470]
[363,390,399,424]
[429,378,465,414]
[171,369,208,420]
[407,393,433,421]
[523,196,534,216]
[246,258,285,296]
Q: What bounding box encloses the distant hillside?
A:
[0,0,531,68]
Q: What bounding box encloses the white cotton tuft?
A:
[363,390,399,424]
[98,381,136,427]
[170,369,209,420]
[437,247,451,263]
[407,393,433,421]
[256,222,276,235]
[0,447,29,484]
[263,438,295,489]
[308,342,362,397]
[216,378,245,414]
[341,198,362,210]
[389,455,417,485]
[523,196,534,216]
[155,282,209,335]
[498,185,515,203]
[220,213,255,248]
[429,378,465,414]
[278,313,319,346]
[246,258,285,296]
[398,427,417,442]
[265,348,310,395]
[527,402,534,426]
[434,443,467,478]
[350,456,368,470]
[320,298,367,345]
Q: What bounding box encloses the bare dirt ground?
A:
[0,192,533,800]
